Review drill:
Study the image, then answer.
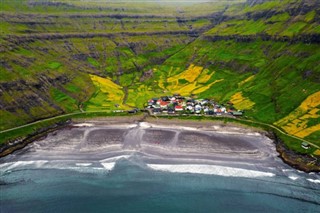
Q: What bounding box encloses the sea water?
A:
[1,156,319,213]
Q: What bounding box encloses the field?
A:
[274,91,320,139]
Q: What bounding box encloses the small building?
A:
[232,111,243,116]
[203,107,209,114]
[168,108,175,114]
[175,105,184,111]
[147,100,154,106]
[128,109,138,114]
[301,142,310,149]
[153,104,161,109]
[195,104,202,114]
[186,105,194,111]
[152,108,161,114]
[159,100,169,109]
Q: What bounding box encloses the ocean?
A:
[1,155,320,213]
[1,122,319,212]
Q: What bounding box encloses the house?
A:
[147,99,154,106]
[144,94,243,117]
[152,108,161,114]
[168,108,175,114]
[153,104,161,109]
[203,107,209,114]
[208,110,214,115]
[128,108,138,114]
[186,105,194,111]
[186,100,194,106]
[159,100,169,109]
[175,105,184,111]
[201,99,209,105]
[195,104,202,114]
[301,142,310,149]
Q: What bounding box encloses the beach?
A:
[1,118,319,212]
[2,118,276,168]
[1,118,318,178]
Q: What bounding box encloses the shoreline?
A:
[0,116,319,173]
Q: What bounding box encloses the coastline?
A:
[0,116,319,173]
[0,120,71,158]
[272,133,320,173]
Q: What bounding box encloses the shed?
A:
[301,142,310,149]
[232,111,243,116]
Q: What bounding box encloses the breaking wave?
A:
[307,179,320,184]
[147,164,276,178]
[0,160,48,171]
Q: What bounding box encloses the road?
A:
[236,118,320,149]
[0,111,111,134]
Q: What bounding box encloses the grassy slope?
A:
[1,0,212,129]
[155,39,320,149]
[0,0,319,153]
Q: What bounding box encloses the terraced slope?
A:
[0,0,319,153]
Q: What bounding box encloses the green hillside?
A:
[0,0,319,154]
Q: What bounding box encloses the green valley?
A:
[0,0,319,159]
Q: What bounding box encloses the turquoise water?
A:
[1,159,319,213]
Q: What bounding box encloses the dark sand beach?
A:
[0,118,298,173]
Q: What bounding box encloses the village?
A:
[144,94,244,117]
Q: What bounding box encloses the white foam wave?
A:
[101,162,116,171]
[49,166,108,174]
[73,123,94,127]
[76,163,92,167]
[246,132,261,136]
[307,179,320,184]
[128,124,138,128]
[150,124,198,131]
[215,131,249,135]
[0,160,116,174]
[93,167,104,170]
[139,122,152,128]
[0,160,48,171]
[288,176,299,180]
[282,169,295,172]
[100,155,131,163]
[147,164,275,178]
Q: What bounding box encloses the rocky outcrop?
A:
[5,31,200,45]
[203,34,320,44]
[140,69,153,82]
[271,133,320,173]
[0,120,71,158]
[0,74,75,127]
